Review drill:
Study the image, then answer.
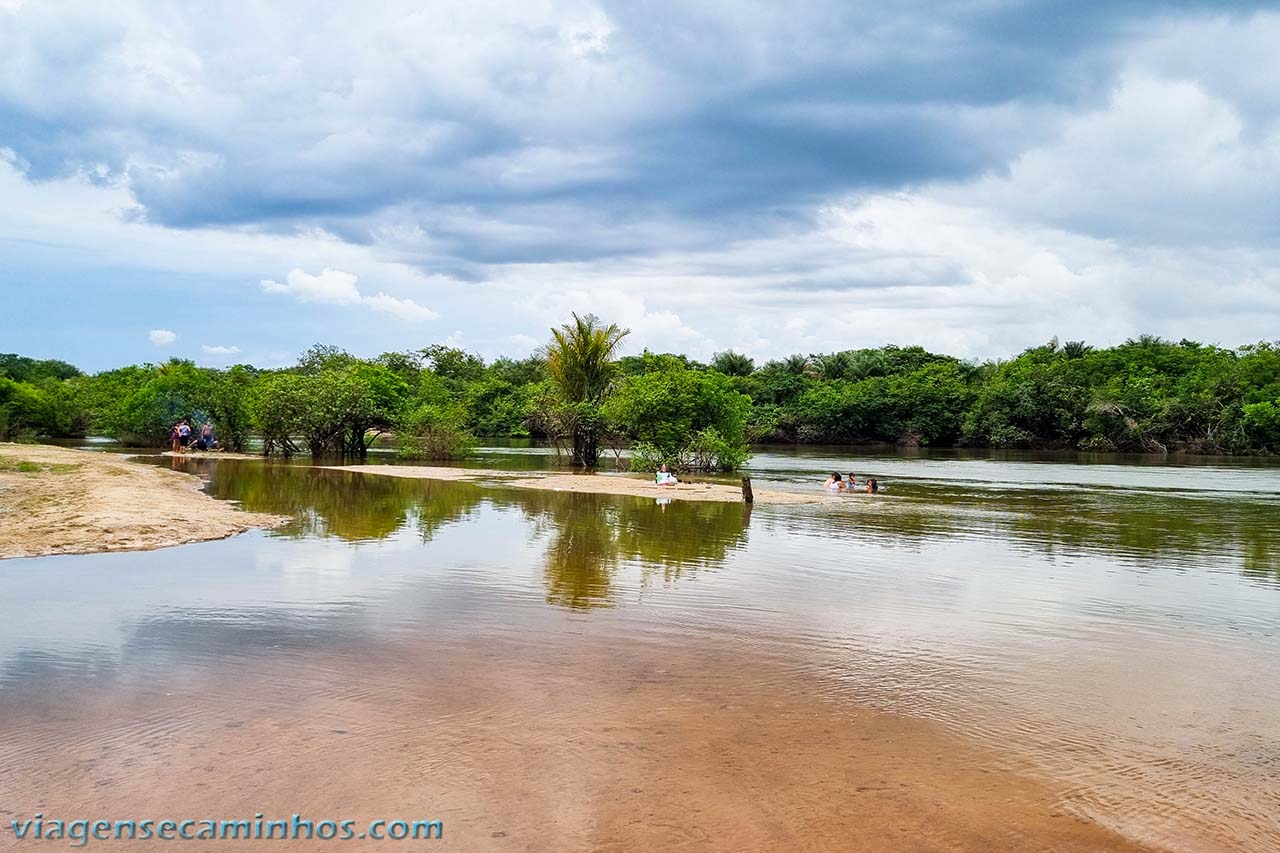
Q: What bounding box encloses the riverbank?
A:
[0,444,285,559]
[326,464,827,505]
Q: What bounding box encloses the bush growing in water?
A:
[397,403,475,461]
[629,427,750,473]
[602,367,752,472]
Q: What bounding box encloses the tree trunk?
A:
[572,426,598,467]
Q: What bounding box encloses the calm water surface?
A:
[3,448,1279,850]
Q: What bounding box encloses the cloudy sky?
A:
[1,1,1278,371]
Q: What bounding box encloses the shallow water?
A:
[3,449,1279,850]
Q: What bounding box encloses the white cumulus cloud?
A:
[148,328,176,345]
[363,291,438,322]
[261,267,438,323]
[260,267,362,305]
[509,333,540,351]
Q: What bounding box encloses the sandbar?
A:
[0,443,285,559]
[326,464,825,505]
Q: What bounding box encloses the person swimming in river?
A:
[655,464,678,486]
[823,472,846,492]
[866,478,879,494]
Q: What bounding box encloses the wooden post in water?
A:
[741,476,754,504]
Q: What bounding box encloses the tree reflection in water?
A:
[509,490,752,610]
[198,461,484,542]
[175,457,1280,599]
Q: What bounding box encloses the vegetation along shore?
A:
[3,318,1279,471]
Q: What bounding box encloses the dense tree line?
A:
[3,333,1280,467]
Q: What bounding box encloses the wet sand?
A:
[0,633,1156,852]
[328,464,826,505]
[0,444,284,559]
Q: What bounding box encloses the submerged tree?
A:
[544,313,630,466]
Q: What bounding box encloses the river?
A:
[1,445,1277,851]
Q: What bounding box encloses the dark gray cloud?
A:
[2,1,1279,371]
[0,0,1268,265]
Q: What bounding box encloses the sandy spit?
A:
[325,464,825,505]
[0,443,286,559]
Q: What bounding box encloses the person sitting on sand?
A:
[824,472,846,492]
[656,464,678,486]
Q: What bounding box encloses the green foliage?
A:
[111,359,211,445]
[0,377,56,439]
[464,376,533,436]
[421,345,486,386]
[8,333,1280,457]
[619,350,701,376]
[297,344,358,374]
[794,362,972,445]
[489,356,545,386]
[0,353,82,382]
[248,364,407,457]
[710,350,754,377]
[247,372,310,455]
[1243,401,1280,449]
[205,365,256,451]
[545,313,630,466]
[397,402,476,461]
[602,367,751,471]
[373,350,425,382]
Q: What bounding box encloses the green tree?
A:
[0,378,56,439]
[397,401,475,461]
[602,367,751,471]
[710,350,754,377]
[545,313,630,466]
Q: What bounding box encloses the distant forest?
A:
[3,333,1280,464]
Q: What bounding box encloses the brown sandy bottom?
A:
[0,443,285,559]
[328,464,829,506]
[0,636,1156,852]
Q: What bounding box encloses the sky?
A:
[1,0,1278,372]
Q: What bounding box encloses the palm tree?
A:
[545,313,630,466]
[1061,340,1093,359]
[781,354,812,376]
[710,350,754,377]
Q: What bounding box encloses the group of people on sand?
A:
[824,472,878,494]
[168,419,220,453]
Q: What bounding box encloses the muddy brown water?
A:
[2,448,1279,851]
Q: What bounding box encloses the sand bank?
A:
[0,443,285,559]
[326,464,825,505]
[157,449,265,461]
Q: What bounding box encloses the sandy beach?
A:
[0,444,285,559]
[326,464,827,505]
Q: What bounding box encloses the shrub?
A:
[397,403,475,461]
